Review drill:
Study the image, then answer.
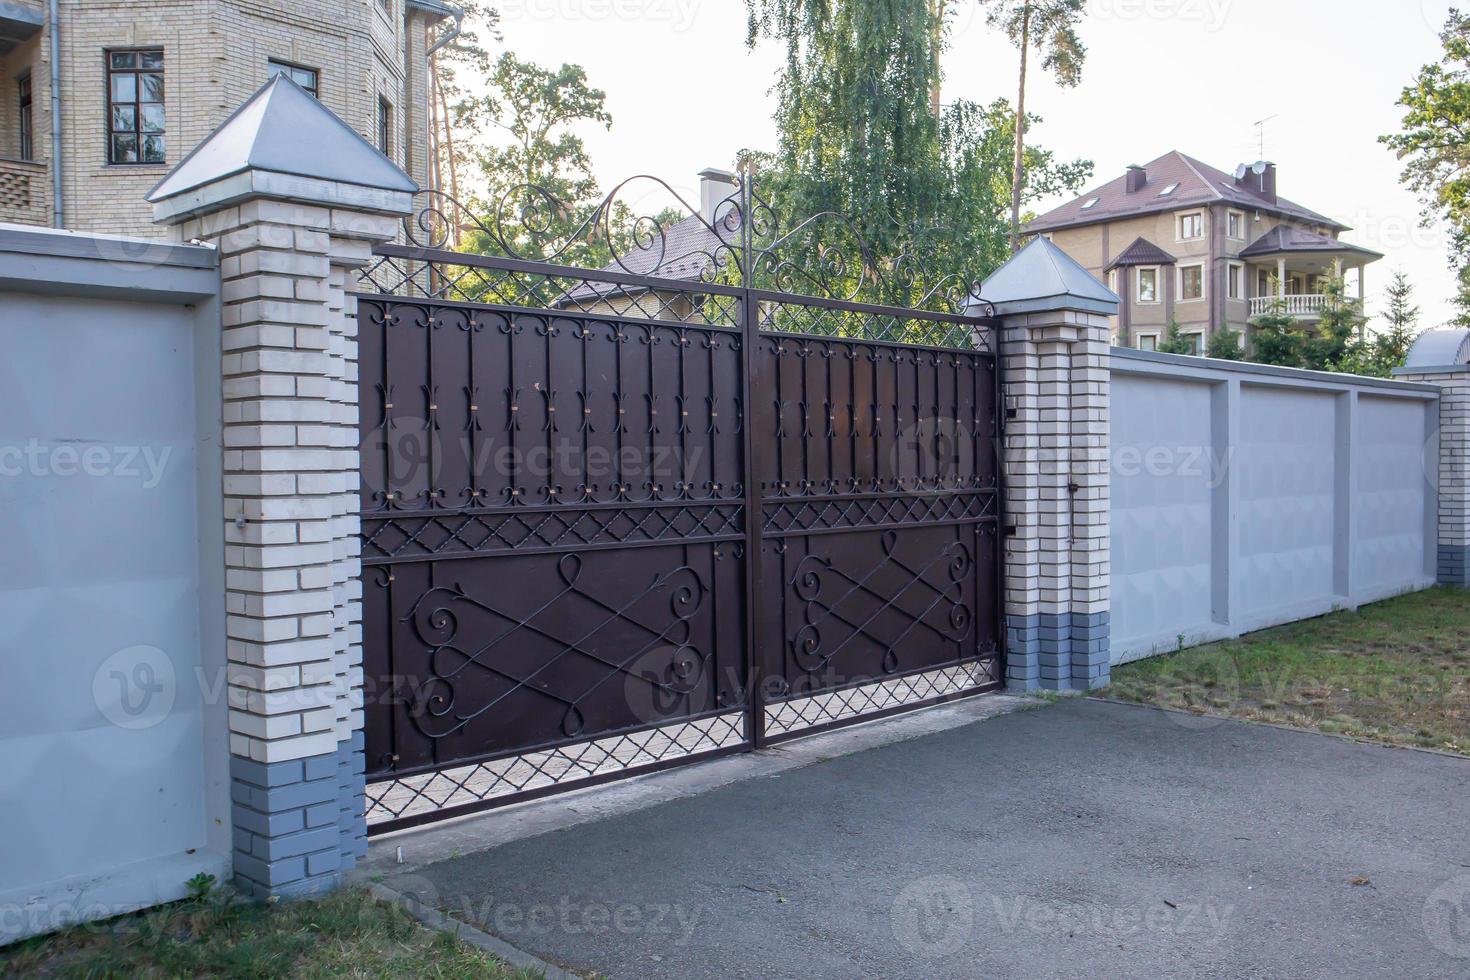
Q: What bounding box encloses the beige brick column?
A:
[980,239,1118,691]
[150,74,415,896]
[1396,361,1470,585]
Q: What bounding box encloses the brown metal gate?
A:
[355,182,1003,831]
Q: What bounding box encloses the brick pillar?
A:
[150,75,415,897]
[981,238,1118,692]
[1396,366,1470,585]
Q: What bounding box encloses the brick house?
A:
[1027,151,1383,353]
[0,0,454,237]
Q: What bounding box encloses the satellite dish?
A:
[1235,164,1248,180]
[1252,161,1268,175]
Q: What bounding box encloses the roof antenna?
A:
[1253,114,1279,160]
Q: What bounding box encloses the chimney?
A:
[698,167,736,224]
[1125,165,1147,193]
[1237,161,1278,203]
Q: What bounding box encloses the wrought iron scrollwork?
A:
[361,165,996,331]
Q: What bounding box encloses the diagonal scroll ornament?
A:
[402,553,711,741]
[788,530,973,679]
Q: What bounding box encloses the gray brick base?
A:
[1006,612,1110,693]
[230,733,366,899]
[1439,544,1470,586]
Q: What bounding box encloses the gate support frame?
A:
[150,77,415,898]
[981,239,1118,692]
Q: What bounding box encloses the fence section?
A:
[1110,349,1439,665]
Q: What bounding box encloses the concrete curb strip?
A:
[366,882,579,980]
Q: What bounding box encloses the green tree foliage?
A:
[1155,319,1194,355]
[428,1,501,228]
[979,0,1088,252]
[1303,276,1366,372]
[1247,278,1368,372]
[1374,269,1420,371]
[1382,9,1470,316]
[743,0,1091,303]
[1249,304,1307,368]
[457,54,622,268]
[1206,328,1244,360]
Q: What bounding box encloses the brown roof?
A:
[1026,151,1346,235]
[1105,237,1177,270]
[1237,224,1382,261]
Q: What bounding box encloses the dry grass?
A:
[1107,587,1470,754]
[0,887,541,979]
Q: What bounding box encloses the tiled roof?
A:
[1105,237,1177,270]
[1026,151,1345,235]
[564,211,733,301]
[1237,224,1383,261]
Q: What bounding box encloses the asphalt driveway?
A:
[387,699,1470,979]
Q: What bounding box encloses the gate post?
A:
[149,76,415,897]
[979,239,1119,692]
[1396,330,1470,585]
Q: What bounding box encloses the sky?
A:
[486,0,1460,327]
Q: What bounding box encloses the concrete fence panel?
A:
[1110,349,1439,666]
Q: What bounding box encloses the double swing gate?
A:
[355,180,1004,831]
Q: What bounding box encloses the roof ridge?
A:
[1173,151,1224,202]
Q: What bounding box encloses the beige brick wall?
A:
[4,0,435,237]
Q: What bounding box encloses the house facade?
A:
[1027,151,1382,353]
[0,0,453,237]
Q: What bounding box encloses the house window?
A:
[1138,333,1158,351]
[1185,332,1203,356]
[17,72,32,160]
[1227,262,1244,300]
[1137,267,1159,304]
[106,49,165,164]
[268,60,319,98]
[377,96,392,157]
[1179,264,1205,301]
[1178,212,1204,240]
[1227,210,1245,239]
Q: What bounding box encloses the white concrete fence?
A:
[6,76,1470,943]
[1110,349,1440,665]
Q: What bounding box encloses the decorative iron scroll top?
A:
[391,171,994,320]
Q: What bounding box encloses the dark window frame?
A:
[17,72,33,161]
[105,48,166,166]
[267,59,320,98]
[377,95,392,157]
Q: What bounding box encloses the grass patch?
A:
[0,887,540,979]
[1107,587,1470,754]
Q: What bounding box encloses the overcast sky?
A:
[491,0,1460,327]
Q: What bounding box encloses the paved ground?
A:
[387,699,1470,979]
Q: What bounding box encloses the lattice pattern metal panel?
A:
[764,662,1000,738]
[366,712,746,828]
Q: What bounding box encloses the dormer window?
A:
[1080,197,1099,211]
[1158,183,1179,197]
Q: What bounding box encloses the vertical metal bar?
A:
[991,317,1008,670]
[738,169,768,750]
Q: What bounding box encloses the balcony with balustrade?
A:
[0,157,48,226]
[1239,224,1381,323]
